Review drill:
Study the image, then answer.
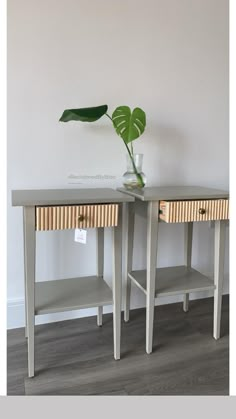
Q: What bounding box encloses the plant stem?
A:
[130,141,133,156]
[105,113,144,188]
[105,113,113,122]
[123,141,145,188]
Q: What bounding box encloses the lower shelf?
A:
[35,276,113,315]
[128,265,215,297]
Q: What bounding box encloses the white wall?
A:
[7,0,229,328]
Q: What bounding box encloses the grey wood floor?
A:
[7,295,229,396]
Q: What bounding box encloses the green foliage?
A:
[59,103,146,188]
[112,106,146,144]
[59,105,108,122]
[59,104,146,144]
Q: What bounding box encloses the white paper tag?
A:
[74,228,87,244]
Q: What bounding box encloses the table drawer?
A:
[159,199,229,223]
[36,204,119,231]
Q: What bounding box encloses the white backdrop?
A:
[7,0,229,328]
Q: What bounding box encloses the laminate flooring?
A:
[7,295,229,395]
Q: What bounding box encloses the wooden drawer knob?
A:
[199,208,206,215]
[77,214,85,222]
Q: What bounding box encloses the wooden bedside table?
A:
[118,186,229,354]
[12,188,134,377]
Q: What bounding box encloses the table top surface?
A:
[117,186,229,201]
[12,188,134,206]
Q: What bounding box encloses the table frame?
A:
[23,204,123,378]
[123,198,227,354]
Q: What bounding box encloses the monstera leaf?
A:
[59,105,108,122]
[112,106,146,144]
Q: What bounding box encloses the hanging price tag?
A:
[74,228,87,244]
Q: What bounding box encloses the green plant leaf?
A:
[59,105,108,122]
[112,106,146,143]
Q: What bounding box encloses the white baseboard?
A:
[7,273,229,330]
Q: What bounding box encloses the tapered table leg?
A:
[23,208,28,339]
[112,204,122,360]
[24,206,36,378]
[123,202,135,322]
[213,220,226,339]
[183,222,193,312]
[146,201,159,354]
[96,228,104,326]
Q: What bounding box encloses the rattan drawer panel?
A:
[36,204,119,231]
[159,199,229,223]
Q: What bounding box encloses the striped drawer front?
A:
[36,204,119,231]
[159,199,229,223]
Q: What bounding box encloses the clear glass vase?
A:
[123,153,146,190]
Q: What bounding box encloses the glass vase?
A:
[123,153,146,190]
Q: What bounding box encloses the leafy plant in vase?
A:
[59,104,146,189]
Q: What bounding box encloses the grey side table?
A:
[12,188,134,377]
[118,186,229,354]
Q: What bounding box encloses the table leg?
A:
[123,202,135,322]
[24,206,36,378]
[23,208,28,339]
[96,228,104,326]
[183,222,193,312]
[213,220,226,339]
[146,201,159,354]
[112,204,122,360]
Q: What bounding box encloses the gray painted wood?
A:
[23,208,28,339]
[146,201,159,354]
[12,188,134,206]
[183,222,193,312]
[24,206,36,378]
[123,202,135,322]
[96,228,104,326]
[112,204,122,360]
[120,186,227,355]
[14,189,133,378]
[97,306,103,327]
[35,276,113,315]
[129,266,215,297]
[117,186,229,201]
[133,199,148,219]
[7,296,229,395]
[214,221,226,339]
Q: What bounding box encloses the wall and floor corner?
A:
[7,0,229,329]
